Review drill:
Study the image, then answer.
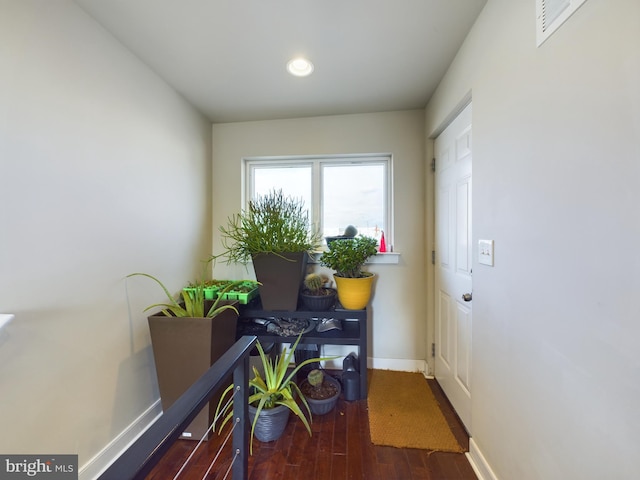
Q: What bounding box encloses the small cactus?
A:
[307,369,324,389]
[304,273,324,294]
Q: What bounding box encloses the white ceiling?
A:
[74,0,487,123]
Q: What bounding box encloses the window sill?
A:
[368,252,400,264]
[309,252,400,265]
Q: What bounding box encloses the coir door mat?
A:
[367,369,464,452]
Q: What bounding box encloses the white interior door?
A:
[434,103,473,432]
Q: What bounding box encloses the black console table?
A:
[236,299,368,400]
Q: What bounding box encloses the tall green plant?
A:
[320,235,378,278]
[215,333,336,454]
[218,189,321,264]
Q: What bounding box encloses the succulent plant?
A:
[320,235,378,278]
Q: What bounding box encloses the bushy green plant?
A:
[215,334,336,454]
[218,189,322,264]
[320,235,378,278]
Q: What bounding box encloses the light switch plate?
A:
[478,239,494,266]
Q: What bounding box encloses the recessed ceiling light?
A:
[286,57,314,77]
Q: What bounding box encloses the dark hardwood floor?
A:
[146,377,477,480]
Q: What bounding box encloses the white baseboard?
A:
[317,345,429,376]
[79,399,162,480]
[368,357,429,375]
[466,438,499,480]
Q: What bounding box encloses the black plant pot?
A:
[251,252,308,311]
[301,375,341,415]
[248,404,290,442]
[299,288,337,311]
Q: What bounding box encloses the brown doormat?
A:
[367,369,464,452]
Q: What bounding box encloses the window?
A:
[245,154,392,248]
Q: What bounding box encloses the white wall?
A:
[211,111,427,368]
[425,0,640,478]
[0,0,212,473]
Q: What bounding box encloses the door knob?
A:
[462,292,472,302]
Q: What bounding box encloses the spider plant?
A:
[215,333,336,453]
[126,272,240,318]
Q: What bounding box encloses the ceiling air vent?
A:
[536,0,588,46]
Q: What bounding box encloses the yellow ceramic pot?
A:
[334,273,376,310]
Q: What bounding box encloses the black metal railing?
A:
[98,335,257,480]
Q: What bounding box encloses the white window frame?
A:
[243,154,393,250]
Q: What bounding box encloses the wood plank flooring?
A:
[146,377,477,480]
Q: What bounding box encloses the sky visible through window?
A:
[254,165,312,212]
[322,164,384,238]
[252,162,385,242]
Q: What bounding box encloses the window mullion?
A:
[312,160,322,236]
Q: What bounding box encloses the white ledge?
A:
[0,314,15,332]
[367,252,400,264]
[309,252,400,265]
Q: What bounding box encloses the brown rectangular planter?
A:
[147,302,238,440]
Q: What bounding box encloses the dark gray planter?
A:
[251,252,308,311]
[299,288,337,311]
[248,403,290,442]
[302,375,341,415]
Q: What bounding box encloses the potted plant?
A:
[219,280,260,304]
[218,189,322,311]
[299,273,337,311]
[320,235,378,309]
[184,280,219,300]
[299,369,341,415]
[127,271,241,441]
[324,224,358,246]
[215,333,336,453]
